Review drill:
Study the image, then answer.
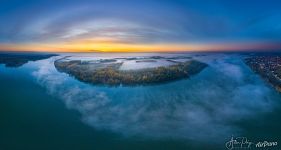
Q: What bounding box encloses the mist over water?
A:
[31,53,281,143]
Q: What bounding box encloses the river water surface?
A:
[1,52,281,150]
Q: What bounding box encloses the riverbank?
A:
[55,59,207,86]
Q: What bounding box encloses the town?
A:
[245,55,281,92]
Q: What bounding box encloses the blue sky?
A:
[0,0,281,52]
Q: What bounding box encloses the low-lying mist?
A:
[32,54,281,143]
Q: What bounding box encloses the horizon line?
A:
[1,49,281,54]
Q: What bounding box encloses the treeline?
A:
[55,60,207,86]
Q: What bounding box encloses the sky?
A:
[0,0,281,52]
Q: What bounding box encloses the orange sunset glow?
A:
[1,41,280,53]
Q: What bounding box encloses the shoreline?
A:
[55,59,208,86]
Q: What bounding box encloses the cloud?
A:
[2,0,281,46]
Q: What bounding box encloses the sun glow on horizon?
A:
[1,41,281,53]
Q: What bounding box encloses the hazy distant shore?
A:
[0,52,57,67]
